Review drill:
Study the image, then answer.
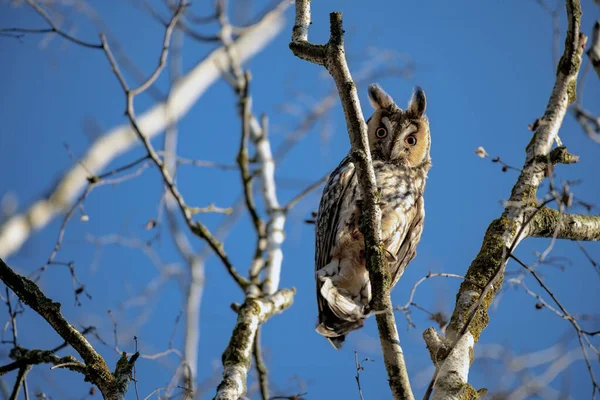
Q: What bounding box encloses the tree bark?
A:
[423,1,587,398]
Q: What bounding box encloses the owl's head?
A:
[366,83,430,168]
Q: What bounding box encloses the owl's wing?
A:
[315,156,356,315]
[315,156,355,270]
[386,196,425,289]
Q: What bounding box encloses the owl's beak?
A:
[389,139,409,164]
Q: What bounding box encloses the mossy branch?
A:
[0,257,139,399]
[213,288,295,400]
[423,1,587,399]
[0,347,86,376]
[289,2,414,400]
[527,208,600,241]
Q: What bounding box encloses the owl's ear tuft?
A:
[407,86,426,117]
[368,83,396,110]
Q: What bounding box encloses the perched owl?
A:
[314,83,430,349]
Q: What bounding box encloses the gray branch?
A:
[423,1,587,399]
[289,2,414,400]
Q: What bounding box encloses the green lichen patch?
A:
[529,207,559,238]
[566,78,578,105]
[449,218,513,343]
[365,243,390,311]
[223,318,256,370]
[460,383,481,400]
[508,183,538,207]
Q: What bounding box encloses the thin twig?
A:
[423,199,555,398]
[99,3,249,290]
[0,4,288,260]
[284,173,329,211]
[5,0,104,48]
[354,351,373,400]
[8,365,30,400]
[253,327,270,400]
[577,241,600,277]
[236,72,266,240]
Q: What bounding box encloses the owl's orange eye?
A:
[405,135,417,146]
[375,127,387,138]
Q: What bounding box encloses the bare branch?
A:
[99,5,250,291]
[354,351,373,400]
[289,3,414,399]
[8,364,30,400]
[213,0,289,296]
[0,347,86,376]
[236,74,266,245]
[535,0,562,66]
[0,4,288,259]
[251,116,286,295]
[573,105,600,142]
[253,327,269,400]
[510,254,599,393]
[0,0,104,49]
[394,273,470,329]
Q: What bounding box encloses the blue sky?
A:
[1,0,599,399]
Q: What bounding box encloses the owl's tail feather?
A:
[315,322,346,350]
[319,278,364,320]
[316,277,366,349]
[315,314,363,350]
[328,336,345,350]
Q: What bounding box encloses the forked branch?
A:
[213,289,295,400]
[422,1,588,399]
[527,208,600,241]
[289,2,414,400]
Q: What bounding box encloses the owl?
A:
[314,83,430,349]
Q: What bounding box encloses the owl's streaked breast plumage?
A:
[315,158,426,326]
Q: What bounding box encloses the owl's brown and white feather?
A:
[315,83,431,349]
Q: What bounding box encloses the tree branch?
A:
[12,0,104,48]
[289,2,414,400]
[213,289,295,400]
[100,4,252,291]
[8,365,30,400]
[0,257,139,399]
[0,347,86,376]
[0,3,288,260]
[253,327,269,400]
[423,1,587,398]
[527,207,600,241]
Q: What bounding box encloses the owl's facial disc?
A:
[391,120,430,167]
